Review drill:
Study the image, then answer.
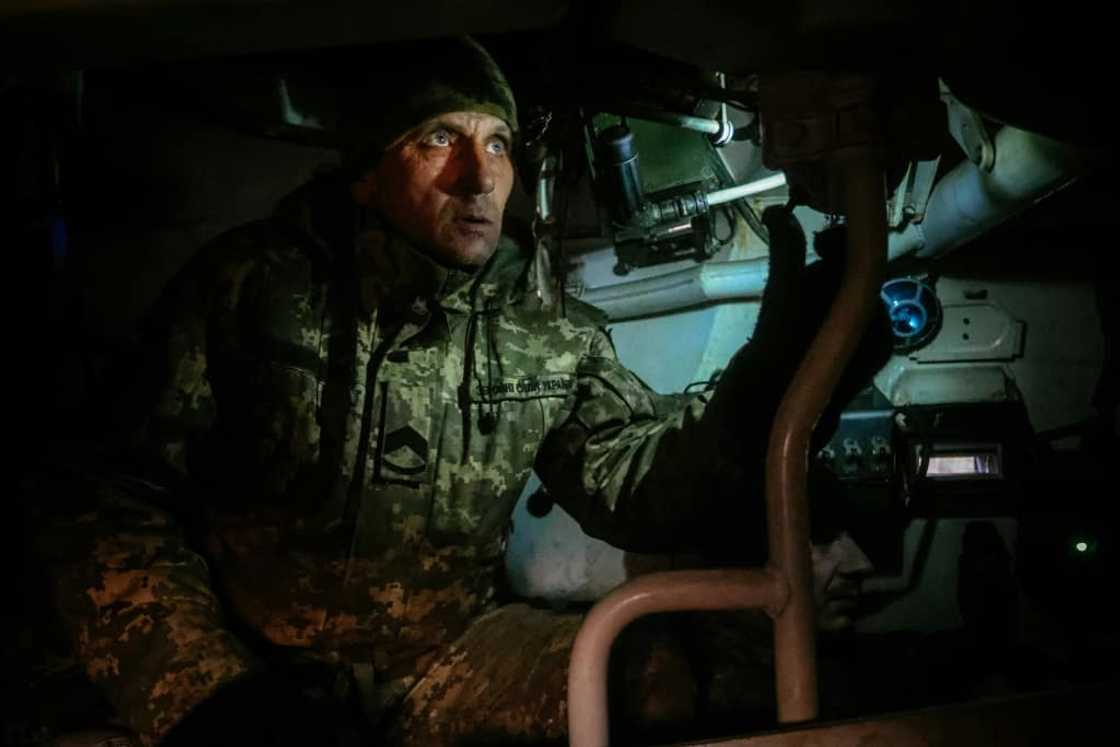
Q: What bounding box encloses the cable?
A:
[713,205,736,245]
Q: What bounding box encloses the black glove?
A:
[803,222,894,450]
[706,204,807,435]
[695,209,894,557]
[811,221,848,267]
[160,668,369,747]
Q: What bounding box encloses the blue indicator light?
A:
[880,277,943,352]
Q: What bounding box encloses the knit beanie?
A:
[337,36,518,176]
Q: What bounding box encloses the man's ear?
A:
[351,171,377,207]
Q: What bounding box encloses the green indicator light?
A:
[1075,541,1089,553]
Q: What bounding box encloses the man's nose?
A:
[834,532,874,576]
[453,141,497,196]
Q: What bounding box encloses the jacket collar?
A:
[273,173,530,318]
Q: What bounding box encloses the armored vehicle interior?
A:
[6,1,1118,744]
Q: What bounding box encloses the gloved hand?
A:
[160,668,369,747]
[801,221,895,451]
[810,221,848,266]
[705,204,807,429]
[696,207,892,561]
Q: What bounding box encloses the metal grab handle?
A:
[567,569,788,747]
[766,147,888,723]
[566,147,887,746]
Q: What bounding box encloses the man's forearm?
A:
[34,476,257,744]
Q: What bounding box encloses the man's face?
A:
[355,110,515,269]
[811,532,874,632]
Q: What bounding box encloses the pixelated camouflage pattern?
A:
[34,179,731,744]
[387,604,701,747]
[388,603,579,746]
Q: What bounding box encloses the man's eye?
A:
[487,139,508,156]
[424,129,452,147]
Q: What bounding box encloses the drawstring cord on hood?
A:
[459,310,480,462]
[457,278,502,462]
[481,303,501,434]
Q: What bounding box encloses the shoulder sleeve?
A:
[30,225,275,744]
[534,320,757,554]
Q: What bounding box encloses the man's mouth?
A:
[453,213,494,237]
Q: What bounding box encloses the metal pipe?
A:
[565,152,886,744]
[711,72,735,147]
[888,126,1092,261]
[765,147,887,722]
[707,173,787,206]
[615,103,722,135]
[567,568,788,747]
[576,128,1085,320]
[583,127,1085,320]
[581,257,771,320]
[642,174,786,227]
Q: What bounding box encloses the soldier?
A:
[28,36,889,746]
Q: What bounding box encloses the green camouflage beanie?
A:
[338,36,518,176]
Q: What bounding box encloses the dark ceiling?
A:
[3,0,1112,146]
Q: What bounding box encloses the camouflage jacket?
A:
[35,177,751,744]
